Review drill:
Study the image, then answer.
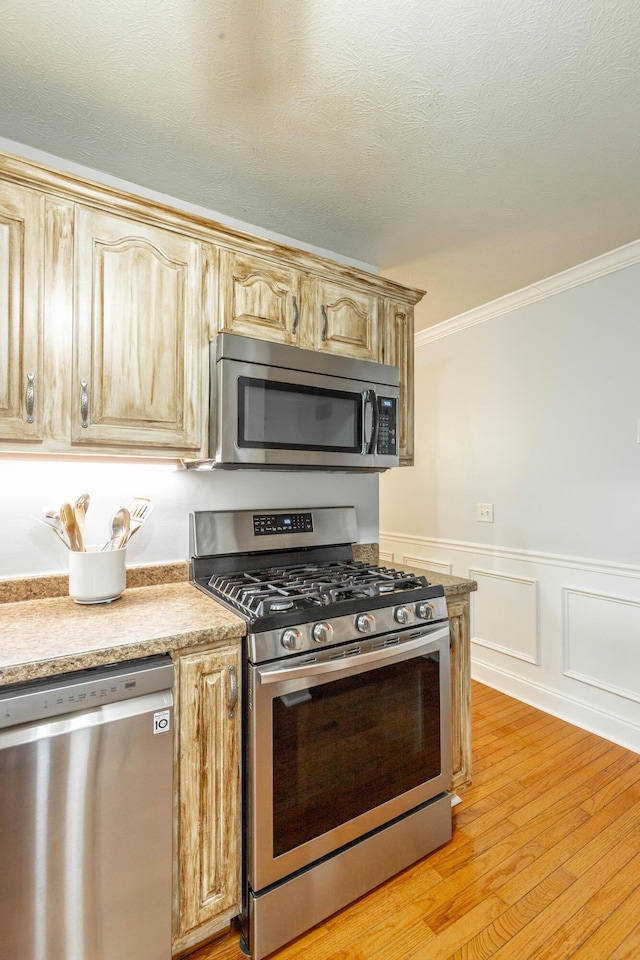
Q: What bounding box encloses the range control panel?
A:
[377,397,397,455]
[253,512,314,536]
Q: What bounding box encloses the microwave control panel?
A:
[377,397,397,455]
[253,512,314,536]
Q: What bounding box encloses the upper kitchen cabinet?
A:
[0,149,423,464]
[216,248,379,362]
[382,299,415,466]
[0,182,44,442]
[306,277,378,361]
[72,206,205,453]
[218,249,301,346]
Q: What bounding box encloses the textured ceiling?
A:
[1,0,640,326]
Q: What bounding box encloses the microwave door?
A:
[215,358,383,468]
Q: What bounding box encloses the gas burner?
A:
[205,561,431,620]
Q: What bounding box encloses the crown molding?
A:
[416,237,640,346]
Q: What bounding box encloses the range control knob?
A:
[281,628,303,651]
[394,604,414,625]
[417,602,435,621]
[356,613,376,634]
[312,622,334,644]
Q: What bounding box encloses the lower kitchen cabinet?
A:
[447,594,473,790]
[173,644,242,954]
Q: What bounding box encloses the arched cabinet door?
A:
[309,277,379,361]
[0,182,44,442]
[218,248,301,346]
[72,205,206,454]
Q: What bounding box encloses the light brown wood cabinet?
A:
[0,181,45,442]
[173,644,242,953]
[308,277,378,360]
[382,299,415,465]
[218,248,379,362]
[72,206,206,453]
[218,248,301,346]
[447,594,473,790]
[0,181,208,457]
[0,150,423,463]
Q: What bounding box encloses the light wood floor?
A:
[184,681,640,960]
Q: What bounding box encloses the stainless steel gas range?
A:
[189,507,453,960]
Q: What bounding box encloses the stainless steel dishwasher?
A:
[0,654,174,960]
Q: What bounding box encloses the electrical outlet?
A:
[477,503,494,522]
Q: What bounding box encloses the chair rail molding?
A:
[379,531,640,581]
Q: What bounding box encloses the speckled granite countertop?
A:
[0,547,473,688]
[0,581,245,687]
[398,566,478,597]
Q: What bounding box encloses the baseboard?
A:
[472,660,640,755]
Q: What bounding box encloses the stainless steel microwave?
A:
[206,333,400,470]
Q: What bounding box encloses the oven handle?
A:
[256,623,450,685]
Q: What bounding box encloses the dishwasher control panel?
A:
[0,655,174,729]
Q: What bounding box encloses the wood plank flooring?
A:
[181,681,640,960]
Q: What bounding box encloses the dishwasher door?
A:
[0,655,174,960]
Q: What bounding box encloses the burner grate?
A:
[207,562,428,618]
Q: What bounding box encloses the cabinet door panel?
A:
[73,207,204,451]
[383,300,414,465]
[219,249,300,344]
[175,646,241,946]
[0,183,43,441]
[313,279,378,360]
[447,598,472,790]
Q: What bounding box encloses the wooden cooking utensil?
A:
[59,502,84,552]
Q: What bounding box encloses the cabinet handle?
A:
[292,296,299,334]
[80,379,89,428]
[25,371,35,424]
[228,665,238,719]
[321,304,328,341]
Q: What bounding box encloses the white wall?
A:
[380,243,640,753]
[2,459,379,579]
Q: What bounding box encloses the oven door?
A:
[213,356,399,469]
[247,623,451,892]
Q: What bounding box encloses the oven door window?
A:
[271,653,442,858]
[238,376,362,452]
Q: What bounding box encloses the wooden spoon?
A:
[59,502,84,552]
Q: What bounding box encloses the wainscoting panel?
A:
[378,550,394,564]
[470,568,539,664]
[563,587,640,703]
[379,530,640,753]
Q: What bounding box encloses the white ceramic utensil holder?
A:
[68,546,127,604]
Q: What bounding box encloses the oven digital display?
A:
[253,512,314,536]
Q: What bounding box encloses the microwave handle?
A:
[362,389,379,455]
